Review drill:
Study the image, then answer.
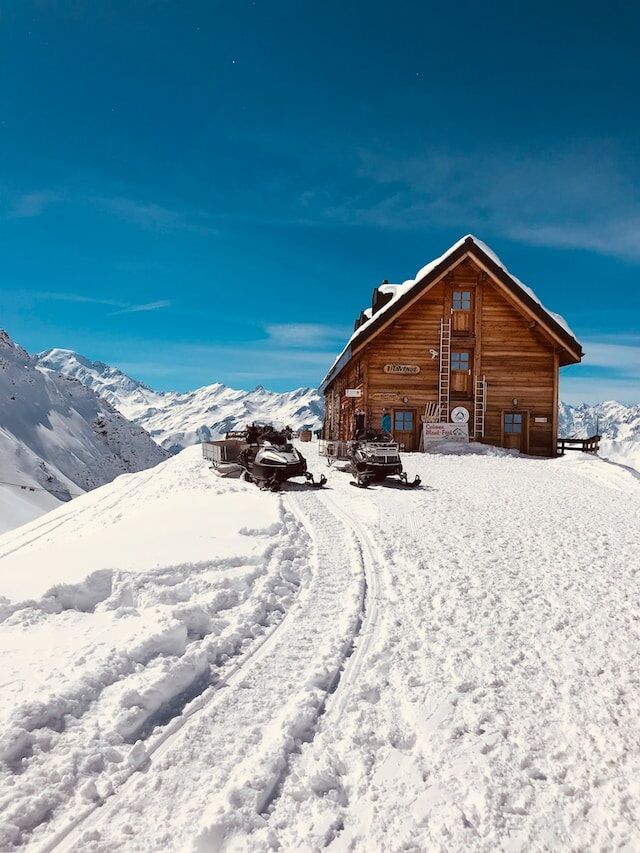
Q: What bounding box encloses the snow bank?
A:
[0,447,310,848]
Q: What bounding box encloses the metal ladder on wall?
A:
[438,317,451,423]
[473,374,487,438]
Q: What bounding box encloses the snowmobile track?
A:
[313,491,382,722]
[253,490,379,815]
[36,488,373,852]
[37,500,308,853]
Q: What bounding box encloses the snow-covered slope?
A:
[1,444,639,850]
[560,400,640,471]
[37,349,324,453]
[0,332,168,533]
[37,348,164,418]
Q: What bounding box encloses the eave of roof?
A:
[320,235,583,392]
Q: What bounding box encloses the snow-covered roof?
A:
[321,235,582,389]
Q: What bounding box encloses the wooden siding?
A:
[325,255,564,457]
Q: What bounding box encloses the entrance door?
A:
[393,409,416,451]
[450,349,472,396]
[503,412,527,452]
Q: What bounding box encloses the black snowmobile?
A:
[238,425,327,491]
[348,428,421,489]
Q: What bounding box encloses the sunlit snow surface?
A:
[0,443,639,851]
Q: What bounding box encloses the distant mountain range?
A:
[559,400,640,472]
[36,348,640,470]
[0,331,168,533]
[37,349,324,454]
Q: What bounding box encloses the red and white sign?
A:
[422,423,469,445]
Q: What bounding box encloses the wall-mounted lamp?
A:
[512,398,518,407]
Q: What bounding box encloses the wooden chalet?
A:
[320,235,583,457]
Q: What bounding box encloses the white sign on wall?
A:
[450,406,470,424]
[345,388,363,398]
[423,423,469,445]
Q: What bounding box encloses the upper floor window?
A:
[451,351,470,371]
[452,290,471,311]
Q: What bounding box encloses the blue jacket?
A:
[381,413,392,432]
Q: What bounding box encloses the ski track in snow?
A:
[1,444,640,851]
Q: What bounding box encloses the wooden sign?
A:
[371,391,399,400]
[383,364,420,375]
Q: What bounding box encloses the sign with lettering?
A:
[345,388,363,398]
[383,364,420,375]
[422,423,469,445]
[371,392,399,400]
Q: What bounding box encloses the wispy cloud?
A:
[265,323,352,347]
[561,335,640,404]
[2,184,217,235]
[582,339,640,377]
[7,190,62,218]
[91,195,217,235]
[560,375,640,406]
[319,144,640,261]
[108,300,171,317]
[29,291,127,307]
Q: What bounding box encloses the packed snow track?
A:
[1,443,639,851]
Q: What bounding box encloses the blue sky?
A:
[0,0,638,403]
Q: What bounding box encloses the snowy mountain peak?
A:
[37,351,325,453]
[0,332,168,532]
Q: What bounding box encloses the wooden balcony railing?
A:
[557,435,601,456]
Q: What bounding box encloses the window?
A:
[453,290,471,311]
[394,410,414,431]
[451,351,470,371]
[504,413,523,434]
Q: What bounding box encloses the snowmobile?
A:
[238,425,327,491]
[348,428,421,489]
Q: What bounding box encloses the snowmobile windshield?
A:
[261,431,289,446]
[356,428,394,443]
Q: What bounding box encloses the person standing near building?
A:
[381,408,392,434]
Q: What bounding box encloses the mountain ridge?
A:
[37,348,324,453]
[0,332,168,533]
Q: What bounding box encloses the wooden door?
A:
[450,349,472,396]
[452,289,473,333]
[340,397,354,440]
[393,409,416,451]
[503,412,527,452]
